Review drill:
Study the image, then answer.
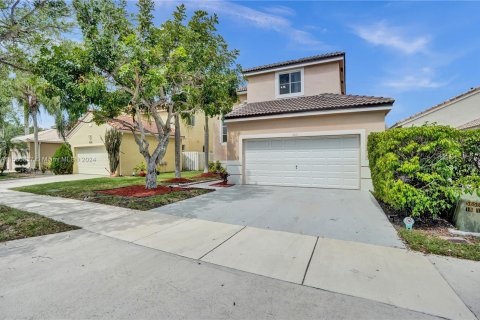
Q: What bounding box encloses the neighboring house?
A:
[392,86,480,129]
[67,111,215,176]
[212,52,394,191]
[10,129,63,170]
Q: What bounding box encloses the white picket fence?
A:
[182,152,214,171]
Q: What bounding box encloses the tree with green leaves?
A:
[39,1,240,188]
[0,95,27,174]
[39,0,198,188]
[0,0,71,71]
[184,12,241,173]
[12,73,60,169]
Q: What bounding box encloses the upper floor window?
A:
[276,69,303,98]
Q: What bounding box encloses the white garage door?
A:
[76,146,109,175]
[244,135,360,189]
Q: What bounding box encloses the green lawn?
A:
[13,171,212,211]
[0,205,79,242]
[158,170,204,180]
[398,228,480,261]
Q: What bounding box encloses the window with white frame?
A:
[277,69,303,97]
[221,119,227,143]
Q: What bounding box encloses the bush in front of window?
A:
[368,125,480,223]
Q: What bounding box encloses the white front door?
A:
[76,146,109,175]
[244,135,360,189]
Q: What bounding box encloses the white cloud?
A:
[383,68,449,90]
[385,76,446,89]
[161,0,328,50]
[353,21,430,54]
[262,5,296,17]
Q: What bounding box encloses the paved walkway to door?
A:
[150,185,404,248]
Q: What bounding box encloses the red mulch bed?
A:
[193,172,219,179]
[210,182,235,188]
[96,185,192,198]
[163,178,194,184]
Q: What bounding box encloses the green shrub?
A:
[368,125,480,221]
[14,158,28,173]
[208,160,222,173]
[103,128,122,175]
[50,143,74,175]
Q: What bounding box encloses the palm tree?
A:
[0,117,27,174]
[14,73,60,170]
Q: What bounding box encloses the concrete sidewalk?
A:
[0,188,477,320]
[0,230,443,320]
[0,174,103,189]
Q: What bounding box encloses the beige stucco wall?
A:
[28,142,62,166]
[398,91,480,128]
[158,110,214,153]
[225,110,388,190]
[246,61,342,103]
[119,134,176,175]
[211,95,247,162]
[68,113,177,175]
[211,115,226,162]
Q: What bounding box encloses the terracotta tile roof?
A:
[225,93,394,119]
[108,115,175,136]
[12,129,63,143]
[243,52,345,74]
[392,86,480,128]
[457,117,480,130]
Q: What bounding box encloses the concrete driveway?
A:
[150,185,404,248]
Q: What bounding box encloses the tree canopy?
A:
[0,0,71,71]
[38,0,241,188]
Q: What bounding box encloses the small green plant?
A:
[134,162,147,177]
[218,166,230,183]
[102,129,122,176]
[208,160,223,173]
[41,160,51,174]
[50,143,74,175]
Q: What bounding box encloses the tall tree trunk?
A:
[145,157,158,189]
[23,107,29,135]
[204,114,209,173]
[31,105,39,170]
[174,113,181,178]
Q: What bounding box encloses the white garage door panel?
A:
[76,146,109,175]
[244,136,360,189]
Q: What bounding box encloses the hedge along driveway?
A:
[368,125,480,220]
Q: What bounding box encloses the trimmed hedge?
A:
[368,125,480,221]
[50,143,74,175]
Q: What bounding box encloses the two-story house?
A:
[212,52,394,191]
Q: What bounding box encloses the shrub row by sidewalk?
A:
[368,125,480,222]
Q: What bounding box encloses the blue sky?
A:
[38,1,480,128]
